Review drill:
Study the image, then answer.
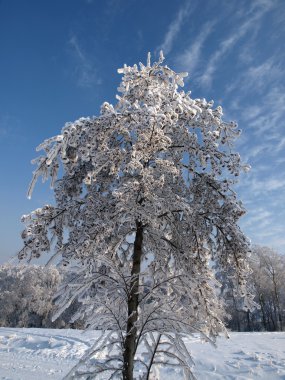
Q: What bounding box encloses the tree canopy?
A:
[20,52,253,379]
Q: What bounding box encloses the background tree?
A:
[222,245,285,332]
[249,246,284,331]
[0,265,60,328]
[0,264,84,329]
[219,265,257,332]
[19,52,253,380]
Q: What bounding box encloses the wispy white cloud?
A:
[238,31,259,65]
[242,105,263,121]
[241,212,285,253]
[199,1,273,88]
[243,87,285,138]
[244,144,271,160]
[230,79,285,168]
[239,195,285,252]
[68,35,102,88]
[242,208,272,228]
[260,178,285,191]
[241,175,285,198]
[246,60,281,89]
[227,58,282,94]
[276,157,285,164]
[158,2,191,56]
[175,21,215,76]
[276,137,285,152]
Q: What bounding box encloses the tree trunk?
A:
[123,220,143,380]
[273,278,283,331]
[232,292,241,332]
[259,294,267,330]
[246,309,251,331]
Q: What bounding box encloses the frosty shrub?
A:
[19,52,254,379]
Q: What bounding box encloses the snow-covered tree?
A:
[0,264,84,329]
[19,52,253,379]
[250,246,285,331]
[0,265,61,327]
[220,245,285,332]
[218,264,256,332]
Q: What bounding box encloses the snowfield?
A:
[0,328,284,379]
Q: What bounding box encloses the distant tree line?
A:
[0,264,83,329]
[221,245,285,332]
[0,245,284,332]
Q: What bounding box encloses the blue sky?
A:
[0,0,284,264]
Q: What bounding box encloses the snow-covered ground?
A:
[0,328,284,379]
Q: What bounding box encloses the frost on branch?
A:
[20,52,253,379]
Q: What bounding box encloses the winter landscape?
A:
[1,1,285,379]
[0,328,284,380]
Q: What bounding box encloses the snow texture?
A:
[0,328,284,379]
